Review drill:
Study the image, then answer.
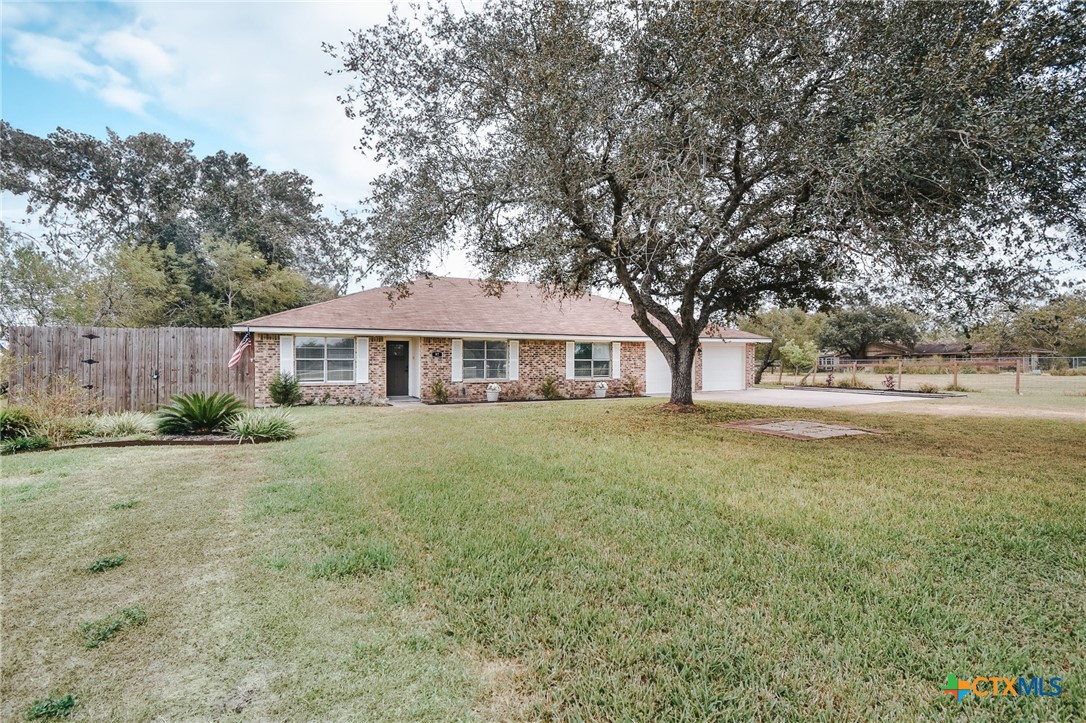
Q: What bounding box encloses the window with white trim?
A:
[295,336,355,382]
[463,340,508,380]
[574,342,611,378]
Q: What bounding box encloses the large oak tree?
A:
[330,0,1085,404]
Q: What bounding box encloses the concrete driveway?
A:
[683,387,932,409]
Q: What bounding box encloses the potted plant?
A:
[486,383,501,402]
[594,381,608,398]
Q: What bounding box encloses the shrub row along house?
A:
[236,277,768,404]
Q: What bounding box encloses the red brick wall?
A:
[419,339,648,402]
[253,333,387,406]
[254,334,754,402]
[745,343,756,388]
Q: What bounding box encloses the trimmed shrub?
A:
[944,384,976,393]
[539,375,562,400]
[429,379,450,404]
[93,412,157,438]
[0,406,37,439]
[268,372,303,406]
[228,409,297,443]
[916,382,941,394]
[157,392,244,435]
[835,377,872,390]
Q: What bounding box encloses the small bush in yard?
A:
[429,379,450,404]
[539,375,562,400]
[26,694,76,719]
[156,392,244,435]
[93,412,157,438]
[835,377,871,390]
[269,372,303,406]
[916,382,941,394]
[1,406,37,439]
[228,409,296,442]
[1,435,50,455]
[80,606,147,649]
[86,555,127,573]
[944,383,976,393]
[620,374,642,396]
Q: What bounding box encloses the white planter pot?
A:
[486,391,499,402]
[594,387,607,398]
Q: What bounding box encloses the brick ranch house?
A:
[236,277,769,405]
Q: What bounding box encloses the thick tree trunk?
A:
[667,337,699,407]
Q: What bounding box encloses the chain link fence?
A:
[765,357,1086,396]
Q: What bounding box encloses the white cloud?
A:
[8,30,150,115]
[95,29,174,79]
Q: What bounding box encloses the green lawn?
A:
[2,401,1083,721]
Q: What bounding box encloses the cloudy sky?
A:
[1,0,477,282]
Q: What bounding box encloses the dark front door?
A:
[386,341,410,396]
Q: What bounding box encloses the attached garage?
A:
[700,342,746,391]
[645,340,753,394]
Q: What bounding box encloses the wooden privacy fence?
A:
[6,327,254,411]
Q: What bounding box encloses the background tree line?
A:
[1,122,361,330]
[741,294,1086,382]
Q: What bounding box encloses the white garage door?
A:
[701,343,745,391]
[645,343,671,394]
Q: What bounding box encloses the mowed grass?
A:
[1,401,1083,721]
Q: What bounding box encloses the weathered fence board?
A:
[6,327,255,411]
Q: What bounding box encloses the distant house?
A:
[235,277,769,404]
[910,342,1055,359]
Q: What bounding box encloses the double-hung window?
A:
[462,340,508,380]
[574,342,611,378]
[295,337,354,382]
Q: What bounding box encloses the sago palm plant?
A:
[156,392,244,435]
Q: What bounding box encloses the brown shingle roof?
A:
[237,277,767,341]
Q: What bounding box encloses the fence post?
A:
[1016,360,1021,395]
[851,362,858,386]
[952,360,959,388]
[897,359,903,391]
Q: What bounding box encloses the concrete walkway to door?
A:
[673,387,933,409]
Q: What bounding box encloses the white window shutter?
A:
[355,337,369,383]
[451,339,463,382]
[565,341,575,379]
[612,342,622,378]
[279,335,294,375]
[509,340,520,380]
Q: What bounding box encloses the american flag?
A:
[228,332,252,369]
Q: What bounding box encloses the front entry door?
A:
[386,341,410,396]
